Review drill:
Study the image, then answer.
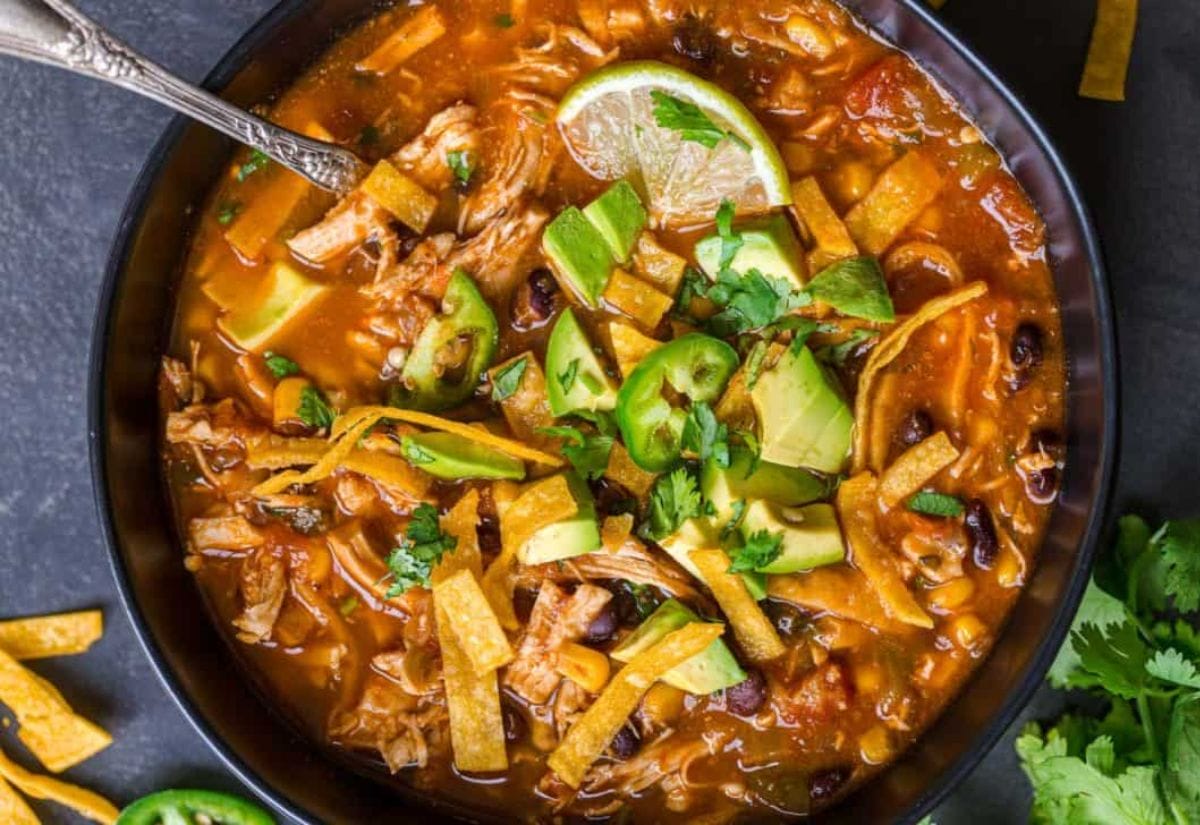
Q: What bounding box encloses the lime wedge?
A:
[557,61,792,226]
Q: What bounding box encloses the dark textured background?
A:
[0,0,1196,822]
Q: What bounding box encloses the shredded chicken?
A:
[447,203,548,303]
[329,674,447,771]
[515,531,701,601]
[583,733,719,795]
[232,549,287,643]
[160,356,198,407]
[487,23,613,97]
[553,677,595,741]
[188,514,263,554]
[288,191,390,264]
[505,583,612,704]
[165,398,263,454]
[391,103,481,191]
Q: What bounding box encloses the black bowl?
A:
[89,0,1117,822]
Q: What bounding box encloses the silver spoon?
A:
[0,0,366,193]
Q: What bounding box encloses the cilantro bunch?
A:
[1018,515,1200,824]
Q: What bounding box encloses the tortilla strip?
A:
[608,321,663,379]
[0,649,111,773]
[790,177,858,271]
[768,567,905,632]
[0,611,102,661]
[689,549,786,663]
[357,5,447,75]
[0,774,39,825]
[0,748,118,824]
[843,151,943,256]
[836,474,933,629]
[852,282,988,473]
[879,431,961,507]
[547,622,724,788]
[243,438,328,470]
[603,442,658,498]
[251,414,377,496]
[1079,0,1139,102]
[433,490,483,584]
[338,451,433,500]
[433,569,515,674]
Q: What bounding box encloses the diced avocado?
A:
[740,501,844,574]
[543,206,614,307]
[751,344,852,473]
[517,473,602,565]
[694,214,807,289]
[583,180,647,264]
[611,599,746,695]
[545,308,619,417]
[218,261,329,351]
[700,449,829,523]
[660,518,768,601]
[400,432,526,481]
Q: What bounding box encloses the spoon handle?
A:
[0,0,364,193]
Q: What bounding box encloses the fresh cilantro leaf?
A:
[1067,620,1150,699]
[237,149,271,182]
[673,266,709,320]
[1048,579,1131,689]
[216,200,241,226]
[494,12,515,27]
[705,267,810,336]
[650,92,748,151]
[815,328,880,369]
[681,401,730,468]
[804,256,895,322]
[1146,649,1200,689]
[639,467,705,541]
[558,358,580,394]
[297,386,337,429]
[715,198,744,270]
[1153,520,1200,612]
[537,425,613,480]
[264,351,300,379]
[491,357,528,401]
[385,503,457,596]
[574,409,619,437]
[1166,693,1200,823]
[907,491,964,518]
[727,529,783,573]
[446,149,475,186]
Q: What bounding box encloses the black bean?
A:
[1010,323,1044,369]
[501,700,527,743]
[898,409,934,448]
[763,599,808,640]
[528,268,559,320]
[590,478,637,518]
[726,669,767,716]
[476,517,502,557]
[965,499,999,569]
[609,721,641,759]
[672,15,717,65]
[809,765,853,803]
[1025,468,1059,504]
[583,603,619,645]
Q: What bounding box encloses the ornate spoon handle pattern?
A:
[0,0,366,193]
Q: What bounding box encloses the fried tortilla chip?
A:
[0,747,118,824]
[1079,0,1139,102]
[0,774,39,825]
[0,611,102,661]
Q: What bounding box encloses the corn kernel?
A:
[855,662,884,695]
[859,725,892,765]
[785,15,836,60]
[556,642,610,693]
[950,613,987,649]
[928,577,976,612]
[830,159,875,206]
[640,681,686,728]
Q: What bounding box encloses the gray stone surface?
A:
[0,0,1196,822]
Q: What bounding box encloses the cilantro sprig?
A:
[537,424,614,481]
[384,504,457,596]
[1019,514,1200,823]
[650,92,750,151]
[638,466,708,541]
[297,386,336,429]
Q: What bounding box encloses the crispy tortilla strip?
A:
[548,622,723,788]
[879,431,960,507]
[360,160,438,233]
[632,233,687,296]
[884,241,964,288]
[338,451,433,500]
[844,151,943,256]
[251,413,377,496]
[1079,0,1139,102]
[488,354,557,451]
[603,269,674,331]
[604,442,658,499]
[836,474,933,629]
[434,597,508,773]
[357,5,447,75]
[790,177,859,271]
[434,569,515,674]
[483,475,579,629]
[0,611,102,661]
[689,549,786,663]
[433,490,483,584]
[852,282,988,473]
[768,567,906,632]
[608,321,663,379]
[0,747,118,824]
[244,438,328,469]
[0,649,111,773]
[0,774,39,825]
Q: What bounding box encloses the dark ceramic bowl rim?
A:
[88,1,1118,822]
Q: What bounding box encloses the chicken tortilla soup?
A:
[159,0,1065,819]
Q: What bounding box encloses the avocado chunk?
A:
[516,473,602,565]
[752,344,852,473]
[694,214,807,289]
[700,449,829,523]
[740,501,844,574]
[543,206,614,307]
[583,180,647,264]
[400,432,526,481]
[545,308,618,417]
[218,261,329,351]
[660,517,768,601]
[611,599,746,695]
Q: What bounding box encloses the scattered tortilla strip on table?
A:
[0,774,39,825]
[689,549,786,663]
[433,569,515,674]
[0,611,102,661]
[0,748,118,824]
[0,649,111,773]
[1079,0,1139,102]
[879,431,960,507]
[548,621,723,788]
[836,474,934,629]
